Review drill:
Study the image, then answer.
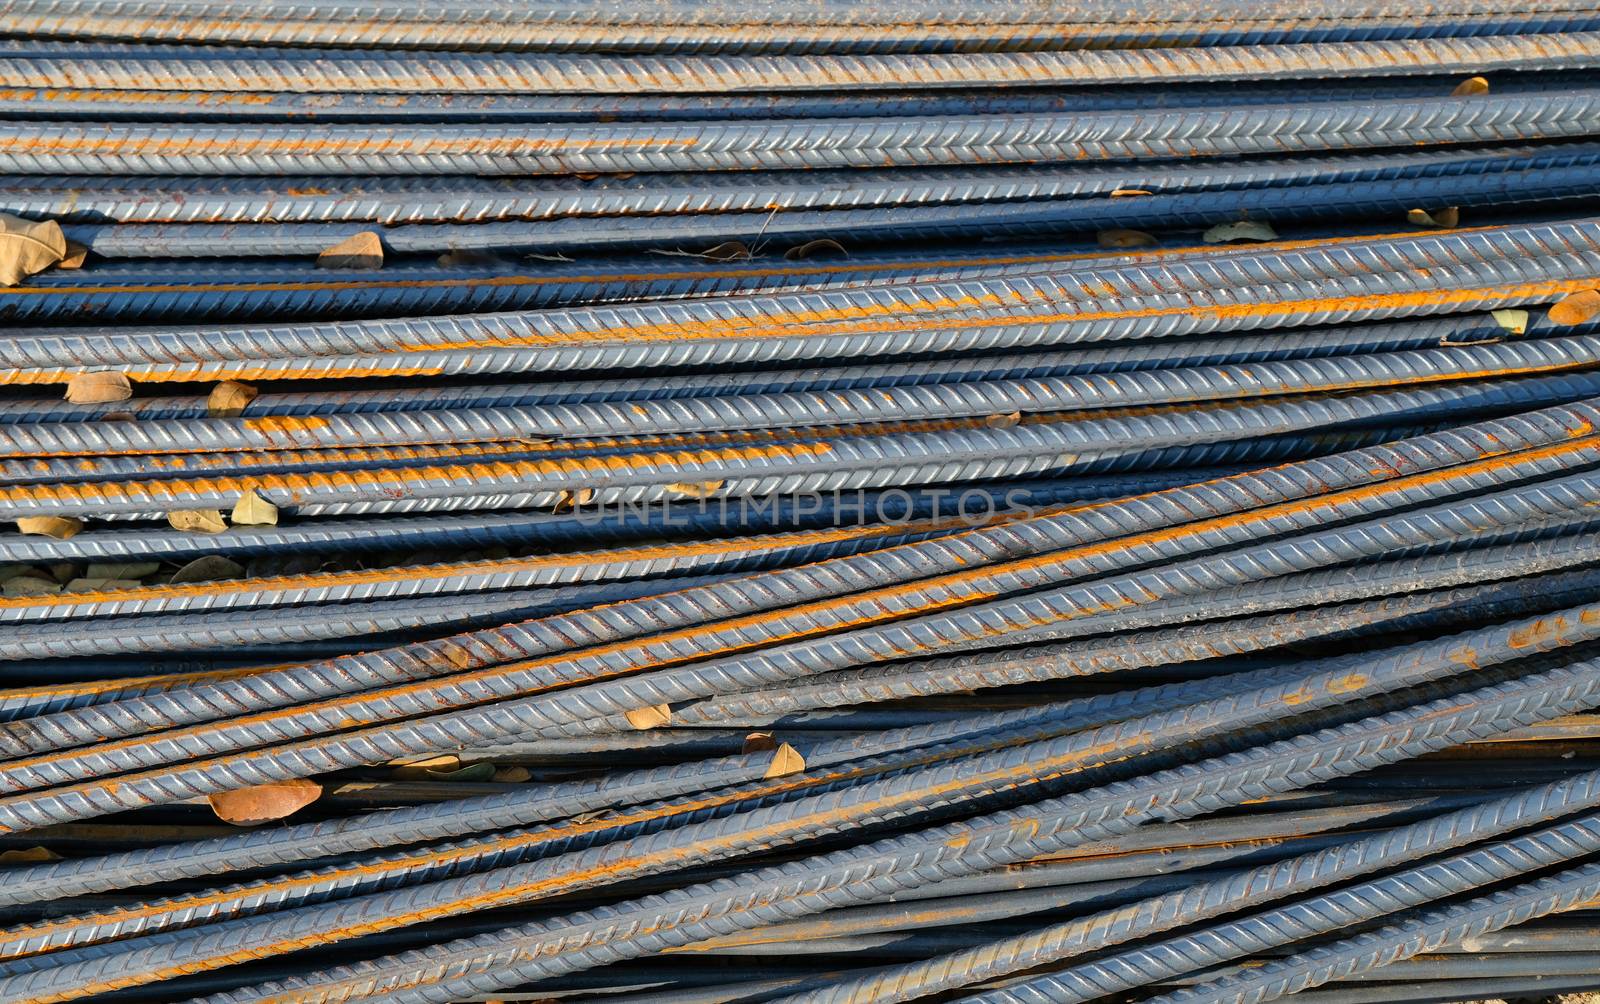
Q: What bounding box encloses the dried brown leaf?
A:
[58,240,88,270]
[316,231,384,270]
[231,490,279,527]
[1492,308,1530,335]
[16,516,83,540]
[389,753,459,771]
[168,509,227,534]
[170,554,246,584]
[65,371,132,404]
[1203,220,1279,244]
[699,241,752,261]
[624,703,671,730]
[64,577,142,592]
[985,411,1022,429]
[664,480,725,500]
[551,487,595,513]
[207,380,258,418]
[0,846,60,864]
[1110,188,1152,197]
[763,743,806,779]
[1097,228,1156,249]
[2,577,59,598]
[742,731,778,754]
[1452,75,1490,96]
[208,779,321,826]
[493,765,533,783]
[784,238,847,261]
[0,212,67,286]
[85,560,160,580]
[1406,206,1460,228]
[1549,289,1600,326]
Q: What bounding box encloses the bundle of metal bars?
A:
[2,3,1600,1004]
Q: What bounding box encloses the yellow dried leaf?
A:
[58,240,88,270]
[316,231,383,269]
[208,779,321,826]
[763,743,806,779]
[985,411,1022,429]
[699,241,751,261]
[170,555,246,584]
[493,765,533,783]
[0,213,67,286]
[742,731,778,754]
[64,577,142,592]
[551,487,596,513]
[85,560,160,580]
[665,480,725,500]
[784,238,847,261]
[1110,188,1152,197]
[207,380,258,418]
[16,516,82,540]
[389,753,459,770]
[0,846,60,864]
[1406,207,1460,228]
[1452,76,1490,96]
[624,704,671,730]
[1549,289,1600,326]
[231,490,278,526]
[168,509,227,534]
[65,371,132,404]
[1097,228,1156,248]
[1492,309,1529,335]
[2,576,59,597]
[1203,221,1279,244]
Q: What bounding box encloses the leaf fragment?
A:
[0,212,67,285]
[1452,75,1490,96]
[1203,221,1279,244]
[784,238,847,261]
[16,516,83,540]
[170,554,246,584]
[1492,309,1530,335]
[985,411,1022,429]
[1097,228,1156,248]
[231,490,279,526]
[624,704,672,730]
[316,231,383,270]
[1549,289,1600,326]
[58,240,88,270]
[207,380,258,418]
[1110,188,1152,197]
[1406,206,1460,228]
[64,577,143,592]
[85,560,161,580]
[0,846,60,864]
[742,731,778,753]
[65,371,132,404]
[665,480,725,500]
[763,743,807,779]
[699,240,752,261]
[208,779,322,826]
[168,509,227,534]
[493,765,533,783]
[2,576,60,597]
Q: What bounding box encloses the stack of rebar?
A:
[2,3,1600,1003]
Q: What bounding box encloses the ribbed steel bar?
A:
[5,89,1600,176]
[15,145,1596,225]
[183,662,1600,1004]
[0,395,1587,759]
[10,218,1598,381]
[0,33,1592,95]
[10,338,1598,458]
[5,412,1600,819]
